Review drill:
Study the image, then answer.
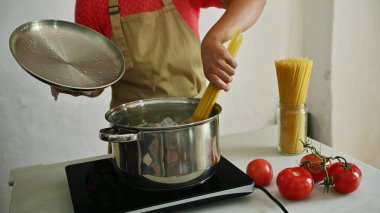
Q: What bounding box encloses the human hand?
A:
[50,86,103,100]
[201,35,237,92]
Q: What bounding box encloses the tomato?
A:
[300,154,331,183]
[276,167,314,200]
[246,159,273,186]
[328,162,362,194]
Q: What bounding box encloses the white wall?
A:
[301,0,380,168]
[302,0,333,145]
[331,0,380,169]
[300,0,380,169]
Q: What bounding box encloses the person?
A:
[52,0,266,109]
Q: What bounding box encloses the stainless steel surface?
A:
[99,98,221,190]
[99,127,141,143]
[9,20,125,91]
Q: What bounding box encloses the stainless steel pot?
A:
[99,98,221,190]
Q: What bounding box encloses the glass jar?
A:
[277,104,308,155]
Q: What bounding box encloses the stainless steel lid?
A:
[9,19,125,91]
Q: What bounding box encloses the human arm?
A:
[201,0,266,91]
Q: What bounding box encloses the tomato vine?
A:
[300,139,362,194]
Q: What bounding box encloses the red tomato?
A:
[300,154,331,183]
[276,167,314,200]
[246,159,273,186]
[328,162,362,194]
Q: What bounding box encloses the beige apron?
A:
[108,0,206,109]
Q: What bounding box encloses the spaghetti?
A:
[275,58,313,154]
[191,30,243,122]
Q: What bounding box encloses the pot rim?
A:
[105,97,222,131]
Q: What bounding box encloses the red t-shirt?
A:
[75,0,223,40]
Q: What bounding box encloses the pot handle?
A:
[99,127,141,143]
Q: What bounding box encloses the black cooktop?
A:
[65,156,254,213]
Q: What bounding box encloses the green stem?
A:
[302,139,334,193]
[332,155,350,168]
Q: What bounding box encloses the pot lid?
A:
[9,19,125,91]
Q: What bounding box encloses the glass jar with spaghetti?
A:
[277,104,308,155]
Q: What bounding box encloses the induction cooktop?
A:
[65,156,254,213]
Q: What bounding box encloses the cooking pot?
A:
[99,98,221,190]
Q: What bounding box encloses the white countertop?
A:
[8,125,380,213]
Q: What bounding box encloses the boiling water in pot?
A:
[137,117,178,127]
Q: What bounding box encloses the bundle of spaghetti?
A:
[191,30,243,122]
[275,58,313,154]
[275,58,313,105]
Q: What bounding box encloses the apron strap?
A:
[162,0,173,6]
[108,0,133,69]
